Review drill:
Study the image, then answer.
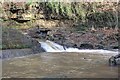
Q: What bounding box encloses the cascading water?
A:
[2,40,119,60]
[39,40,66,52]
[39,40,119,55]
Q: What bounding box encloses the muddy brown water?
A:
[2,52,119,78]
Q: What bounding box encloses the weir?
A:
[1,40,119,59]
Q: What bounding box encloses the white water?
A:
[39,40,119,55]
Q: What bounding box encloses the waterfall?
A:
[39,40,66,52]
[39,40,119,55]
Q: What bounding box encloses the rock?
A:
[28,28,39,38]
[36,28,51,38]
[28,27,51,39]
[109,56,117,66]
[31,39,45,53]
[79,43,94,49]
[110,46,119,49]
[15,19,30,23]
[64,43,77,48]
[95,44,104,49]
[109,54,120,66]
[9,8,21,13]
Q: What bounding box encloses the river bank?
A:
[1,2,119,51]
[27,26,119,51]
[2,23,119,53]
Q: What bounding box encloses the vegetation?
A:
[1,27,32,50]
[38,2,118,28]
[1,2,119,49]
[1,2,118,29]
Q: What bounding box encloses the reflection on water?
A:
[2,52,118,78]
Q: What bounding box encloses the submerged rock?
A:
[109,54,120,66]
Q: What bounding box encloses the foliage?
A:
[42,2,87,21]
[37,2,118,29]
[2,27,32,50]
[2,2,118,30]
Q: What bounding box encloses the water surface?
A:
[2,52,118,78]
